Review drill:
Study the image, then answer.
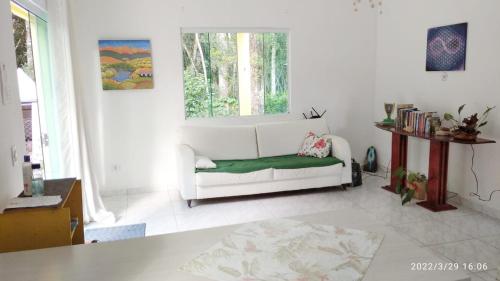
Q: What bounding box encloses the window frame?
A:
[13,0,47,21]
[180,28,292,120]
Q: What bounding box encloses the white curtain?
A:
[47,0,114,224]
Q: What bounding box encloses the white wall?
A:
[68,0,378,192]
[0,0,26,211]
[373,0,500,216]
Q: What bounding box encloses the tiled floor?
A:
[87,175,500,281]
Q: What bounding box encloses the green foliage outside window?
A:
[182,32,289,119]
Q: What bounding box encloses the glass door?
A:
[11,1,54,178]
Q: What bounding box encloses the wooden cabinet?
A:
[0,178,84,253]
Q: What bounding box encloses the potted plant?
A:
[444,104,496,141]
[395,167,427,205]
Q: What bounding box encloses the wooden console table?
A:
[375,124,495,212]
[0,178,84,253]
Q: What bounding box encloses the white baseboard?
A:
[456,195,500,221]
[100,185,178,197]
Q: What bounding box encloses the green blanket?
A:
[196,154,344,174]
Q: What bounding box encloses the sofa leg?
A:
[341,184,350,190]
[187,200,192,208]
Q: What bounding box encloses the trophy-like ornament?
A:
[382,103,395,126]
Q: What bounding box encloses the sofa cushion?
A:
[256,119,330,158]
[196,154,344,174]
[178,125,258,160]
[195,155,217,169]
[196,169,273,186]
[298,132,332,158]
[274,164,343,181]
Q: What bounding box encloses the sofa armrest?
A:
[326,135,352,184]
[176,144,196,200]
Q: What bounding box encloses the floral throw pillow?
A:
[298,132,332,158]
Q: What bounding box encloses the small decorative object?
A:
[381,103,395,126]
[435,126,452,136]
[302,107,326,119]
[99,40,154,90]
[444,104,496,140]
[351,158,362,187]
[22,155,32,196]
[430,116,442,134]
[363,146,377,173]
[426,23,468,71]
[31,163,44,197]
[395,167,427,205]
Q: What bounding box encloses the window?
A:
[182,31,289,119]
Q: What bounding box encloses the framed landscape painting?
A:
[99,40,154,90]
[426,23,468,71]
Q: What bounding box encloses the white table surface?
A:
[0,208,470,281]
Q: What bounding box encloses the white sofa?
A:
[176,119,352,207]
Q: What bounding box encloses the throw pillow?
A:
[195,155,217,169]
[298,132,332,158]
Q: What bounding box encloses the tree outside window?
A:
[182,32,289,119]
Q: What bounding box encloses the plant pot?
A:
[453,131,479,141]
[407,181,427,201]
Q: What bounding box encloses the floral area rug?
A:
[180,218,384,281]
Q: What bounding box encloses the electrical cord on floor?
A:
[469,144,500,202]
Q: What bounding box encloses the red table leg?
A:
[417,140,457,212]
[382,132,408,193]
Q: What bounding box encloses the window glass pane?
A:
[264,32,288,114]
[12,5,35,80]
[182,33,211,118]
[12,4,42,164]
[11,2,48,176]
[182,32,288,119]
[35,16,62,178]
[208,33,239,117]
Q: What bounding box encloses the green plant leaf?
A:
[400,192,407,205]
[478,121,488,128]
[394,167,405,178]
[407,173,417,183]
[406,171,427,184]
[483,106,496,116]
[395,166,406,195]
[396,181,403,194]
[402,189,415,205]
[444,113,454,121]
[458,104,466,115]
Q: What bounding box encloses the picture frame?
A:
[426,23,468,71]
[98,40,154,90]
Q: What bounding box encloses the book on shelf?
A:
[396,104,437,135]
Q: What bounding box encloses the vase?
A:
[407,181,427,201]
